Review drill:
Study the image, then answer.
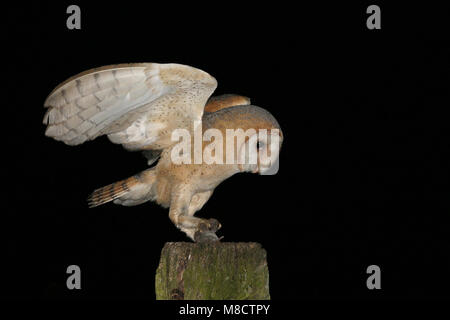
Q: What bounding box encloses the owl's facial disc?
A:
[256,130,282,175]
[235,129,282,175]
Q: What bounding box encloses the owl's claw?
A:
[198,218,221,233]
[207,218,221,232]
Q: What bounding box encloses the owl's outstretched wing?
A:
[43,63,217,149]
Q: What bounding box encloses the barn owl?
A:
[43,63,283,242]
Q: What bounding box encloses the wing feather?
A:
[43,63,217,148]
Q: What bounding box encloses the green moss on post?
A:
[155,242,270,300]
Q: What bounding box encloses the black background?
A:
[2,1,450,301]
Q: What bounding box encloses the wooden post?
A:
[155,242,270,300]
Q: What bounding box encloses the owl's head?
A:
[220,105,283,175]
[236,127,283,175]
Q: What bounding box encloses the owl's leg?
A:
[188,191,222,242]
[188,190,214,215]
[169,189,220,242]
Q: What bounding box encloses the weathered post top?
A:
[155,242,270,300]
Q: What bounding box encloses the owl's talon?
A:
[208,218,221,232]
[194,218,221,242]
[198,218,221,233]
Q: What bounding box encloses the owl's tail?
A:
[87,168,157,208]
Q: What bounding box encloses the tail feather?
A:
[87,169,156,208]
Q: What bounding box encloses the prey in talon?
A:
[194,219,222,243]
